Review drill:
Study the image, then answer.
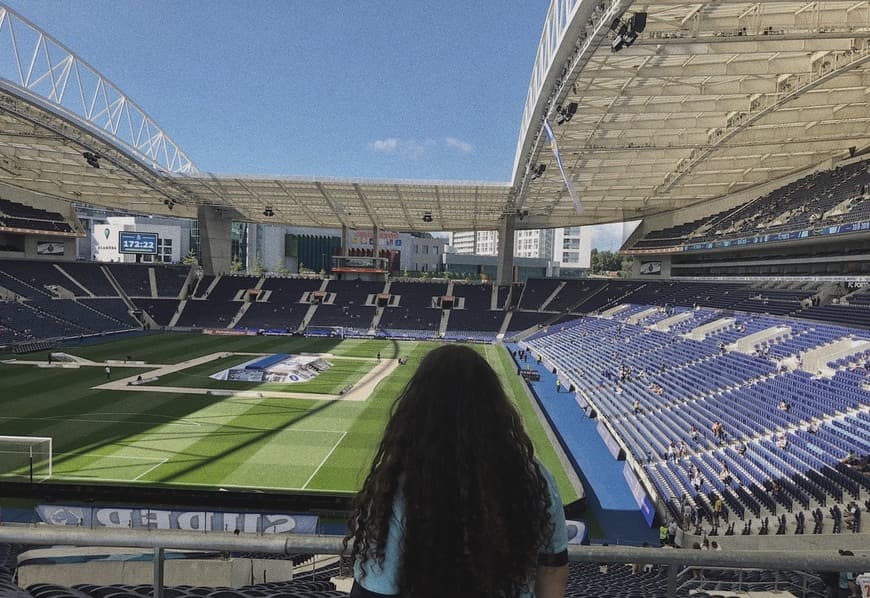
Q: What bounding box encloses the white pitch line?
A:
[133,457,168,481]
[301,431,347,490]
[72,454,164,461]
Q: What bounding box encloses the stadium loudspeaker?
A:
[631,12,647,34]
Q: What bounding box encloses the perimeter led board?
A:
[119,231,158,255]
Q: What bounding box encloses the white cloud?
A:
[445,137,473,154]
[368,137,436,159]
[588,221,641,251]
[370,137,399,153]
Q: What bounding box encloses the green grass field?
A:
[0,333,579,503]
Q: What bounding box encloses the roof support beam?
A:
[352,183,380,229]
[315,182,351,229]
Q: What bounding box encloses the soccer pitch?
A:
[0,333,579,503]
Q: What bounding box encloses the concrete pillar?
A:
[246,223,257,272]
[341,225,350,257]
[496,215,516,286]
[198,206,232,276]
[372,225,380,259]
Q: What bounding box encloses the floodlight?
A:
[82,151,101,168]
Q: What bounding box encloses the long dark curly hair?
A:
[345,344,554,597]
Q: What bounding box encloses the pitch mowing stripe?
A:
[302,431,348,489]
[58,395,288,484]
[302,341,424,492]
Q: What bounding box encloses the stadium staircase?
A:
[101,266,136,309]
[437,281,454,336]
[497,311,512,338]
[148,267,158,297]
[368,280,390,332]
[52,265,93,297]
[168,300,186,327]
[228,276,265,328]
[539,281,565,312]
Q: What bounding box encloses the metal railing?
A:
[1,524,868,598]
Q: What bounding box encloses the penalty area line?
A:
[134,458,169,481]
[301,431,347,490]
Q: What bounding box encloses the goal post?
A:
[0,436,52,481]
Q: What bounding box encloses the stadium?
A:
[0,1,868,597]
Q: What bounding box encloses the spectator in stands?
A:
[718,462,732,486]
[633,399,640,415]
[689,424,699,442]
[692,471,703,493]
[667,519,678,546]
[736,439,747,455]
[776,432,788,450]
[836,550,859,598]
[778,399,790,412]
[345,345,568,598]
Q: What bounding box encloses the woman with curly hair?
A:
[345,344,568,597]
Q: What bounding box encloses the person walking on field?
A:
[345,344,568,598]
[104,365,111,380]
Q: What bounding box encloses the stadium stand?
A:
[444,283,504,341]
[175,276,259,328]
[235,277,323,331]
[521,307,870,537]
[306,279,381,330]
[133,298,180,327]
[376,281,445,333]
[105,264,152,297]
[153,265,192,297]
[0,260,84,298]
[56,263,118,297]
[0,198,72,234]
[629,158,870,251]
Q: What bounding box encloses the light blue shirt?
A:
[354,462,568,596]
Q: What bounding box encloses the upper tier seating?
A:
[0,198,72,233]
[630,158,870,250]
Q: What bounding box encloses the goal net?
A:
[0,436,52,481]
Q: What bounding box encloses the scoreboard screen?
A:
[119,231,158,255]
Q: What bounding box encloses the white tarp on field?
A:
[210,354,332,384]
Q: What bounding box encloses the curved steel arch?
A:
[511,0,631,190]
[0,4,197,175]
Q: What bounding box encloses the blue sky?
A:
[5,1,546,182]
[4,1,635,249]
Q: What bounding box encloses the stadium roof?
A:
[0,2,869,232]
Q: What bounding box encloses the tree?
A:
[230,257,243,273]
[274,260,290,276]
[182,250,199,266]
